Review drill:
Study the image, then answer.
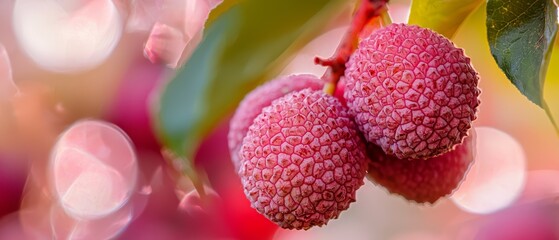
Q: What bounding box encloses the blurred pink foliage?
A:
[475,201,559,240]
[117,0,222,68]
[0,44,18,100]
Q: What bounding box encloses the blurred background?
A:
[0,0,558,239]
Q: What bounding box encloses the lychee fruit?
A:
[239,89,367,230]
[344,23,481,159]
[333,76,347,107]
[366,130,476,203]
[228,74,323,171]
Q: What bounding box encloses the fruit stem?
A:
[380,8,392,26]
[543,102,559,135]
[161,148,208,202]
[186,164,208,202]
[316,0,389,95]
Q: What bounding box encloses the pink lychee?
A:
[366,130,476,203]
[344,23,480,160]
[333,76,347,107]
[228,74,323,171]
[239,89,367,230]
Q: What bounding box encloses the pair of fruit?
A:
[228,24,481,230]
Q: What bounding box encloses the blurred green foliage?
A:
[153,0,344,160]
[408,0,484,38]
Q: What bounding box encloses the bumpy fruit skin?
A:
[228,74,323,171]
[366,131,475,203]
[333,77,347,107]
[239,89,367,230]
[344,23,480,160]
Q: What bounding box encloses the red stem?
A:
[316,0,389,93]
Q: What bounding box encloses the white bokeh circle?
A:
[50,120,138,220]
[451,127,526,214]
[12,0,122,72]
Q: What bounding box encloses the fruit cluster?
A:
[228,23,480,230]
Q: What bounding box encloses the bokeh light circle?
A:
[50,120,138,220]
[12,0,122,72]
[451,127,526,214]
[49,202,134,240]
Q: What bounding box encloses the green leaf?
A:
[206,0,239,26]
[408,0,484,38]
[487,0,558,107]
[153,0,343,158]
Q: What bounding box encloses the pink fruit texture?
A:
[195,119,279,239]
[344,23,480,160]
[239,89,367,230]
[366,130,475,203]
[333,77,347,107]
[228,74,323,172]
